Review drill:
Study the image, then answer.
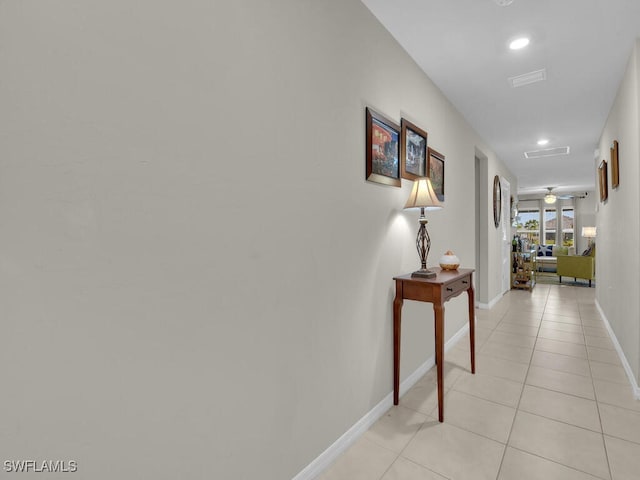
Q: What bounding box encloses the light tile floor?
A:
[318,284,640,480]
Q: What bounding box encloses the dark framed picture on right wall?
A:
[598,159,608,202]
[611,139,619,189]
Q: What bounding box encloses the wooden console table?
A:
[393,268,475,422]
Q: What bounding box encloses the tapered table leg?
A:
[434,303,444,422]
[467,285,475,374]
[393,280,403,405]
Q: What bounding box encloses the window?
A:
[544,208,556,245]
[517,209,540,245]
[561,207,574,246]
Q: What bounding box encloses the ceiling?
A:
[361,0,640,197]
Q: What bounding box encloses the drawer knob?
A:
[462,280,468,284]
[446,287,453,292]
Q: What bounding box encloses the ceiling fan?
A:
[543,187,588,204]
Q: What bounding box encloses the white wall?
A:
[597,39,640,383]
[0,1,513,478]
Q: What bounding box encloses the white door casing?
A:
[501,178,511,294]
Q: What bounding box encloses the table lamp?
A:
[404,177,443,278]
[582,226,596,246]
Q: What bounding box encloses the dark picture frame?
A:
[598,160,608,202]
[427,147,445,201]
[611,140,619,189]
[400,118,427,180]
[493,175,502,228]
[366,107,401,187]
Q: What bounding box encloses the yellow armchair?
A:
[556,247,595,287]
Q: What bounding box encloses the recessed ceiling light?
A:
[537,139,549,146]
[509,37,530,50]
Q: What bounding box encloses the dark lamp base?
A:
[412,269,437,279]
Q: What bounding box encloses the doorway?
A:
[501,178,511,294]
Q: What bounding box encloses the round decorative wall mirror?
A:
[493,175,501,228]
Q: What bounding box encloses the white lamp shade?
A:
[581,226,597,238]
[404,177,443,211]
[544,193,556,204]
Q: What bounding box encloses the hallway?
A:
[319,284,640,480]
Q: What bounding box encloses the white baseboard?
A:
[477,292,503,310]
[595,300,640,399]
[291,386,392,480]
[292,321,471,480]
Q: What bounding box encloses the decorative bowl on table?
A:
[439,250,460,270]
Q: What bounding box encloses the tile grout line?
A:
[495,287,613,479]
[393,413,452,480]
[585,304,614,480]
[494,285,549,480]
[374,452,400,480]
[505,445,611,480]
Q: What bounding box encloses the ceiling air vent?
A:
[508,68,547,88]
[524,146,570,159]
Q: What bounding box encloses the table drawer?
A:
[403,282,437,302]
[443,275,471,300]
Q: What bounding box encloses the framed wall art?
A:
[598,160,608,202]
[366,107,401,187]
[400,118,427,181]
[493,175,501,228]
[611,140,619,189]
[427,147,445,202]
